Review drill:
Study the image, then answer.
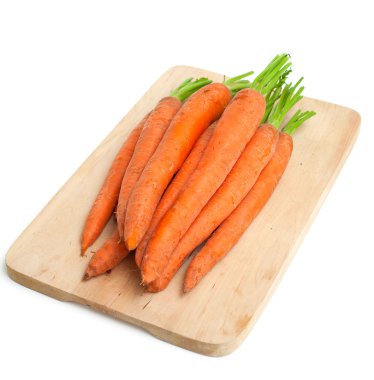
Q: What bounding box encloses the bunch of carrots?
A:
[81,53,316,293]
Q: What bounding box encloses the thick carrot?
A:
[116,78,212,239]
[116,97,181,238]
[184,109,316,292]
[135,122,216,268]
[80,115,147,255]
[84,229,129,280]
[125,56,288,252]
[147,76,304,291]
[183,133,292,291]
[124,83,232,250]
[147,124,278,292]
[141,55,291,284]
[142,88,266,283]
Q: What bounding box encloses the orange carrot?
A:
[125,55,289,252]
[147,74,304,291]
[183,133,293,291]
[147,124,278,292]
[124,83,232,250]
[84,229,129,280]
[183,107,316,292]
[141,88,266,284]
[141,55,292,284]
[135,122,216,268]
[116,96,181,238]
[80,115,147,255]
[116,78,212,239]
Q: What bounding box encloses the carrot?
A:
[184,109,316,292]
[141,54,291,284]
[123,65,263,252]
[84,229,129,280]
[124,83,232,250]
[147,124,278,292]
[148,78,312,291]
[80,114,147,255]
[116,78,212,239]
[135,122,216,268]
[146,75,297,291]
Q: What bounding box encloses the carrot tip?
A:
[146,287,158,293]
[183,285,192,293]
[84,267,97,280]
[126,236,138,251]
[141,273,157,285]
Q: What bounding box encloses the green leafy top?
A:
[267,77,305,129]
[170,77,212,101]
[250,53,292,97]
[282,109,316,135]
[223,53,292,101]
[169,54,315,134]
[261,68,291,123]
[265,75,316,134]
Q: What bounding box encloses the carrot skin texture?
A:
[84,229,129,280]
[135,123,215,268]
[124,83,231,251]
[184,132,293,292]
[116,97,181,239]
[81,115,146,255]
[142,89,266,284]
[147,124,278,292]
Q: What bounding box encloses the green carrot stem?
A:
[267,76,306,129]
[224,71,254,85]
[251,53,292,96]
[282,110,316,135]
[175,78,193,90]
[262,69,292,123]
[224,72,254,95]
[170,77,213,101]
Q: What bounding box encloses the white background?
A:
[1,1,373,379]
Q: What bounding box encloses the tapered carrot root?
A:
[184,133,293,292]
[135,122,216,268]
[81,115,147,255]
[146,66,309,290]
[84,229,129,280]
[141,55,292,284]
[116,96,181,239]
[147,124,278,292]
[141,89,266,284]
[124,83,232,251]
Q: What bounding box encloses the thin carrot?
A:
[116,78,212,239]
[80,114,147,255]
[141,54,291,284]
[184,110,316,292]
[84,229,129,280]
[147,77,304,291]
[124,83,232,250]
[135,122,216,268]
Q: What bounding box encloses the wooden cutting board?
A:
[6,66,360,356]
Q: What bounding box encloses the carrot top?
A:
[170,77,213,101]
[261,68,291,123]
[223,53,293,112]
[252,54,291,93]
[282,109,316,135]
[263,75,315,133]
[223,71,254,94]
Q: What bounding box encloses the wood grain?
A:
[5,66,360,356]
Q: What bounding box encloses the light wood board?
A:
[6,66,360,356]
